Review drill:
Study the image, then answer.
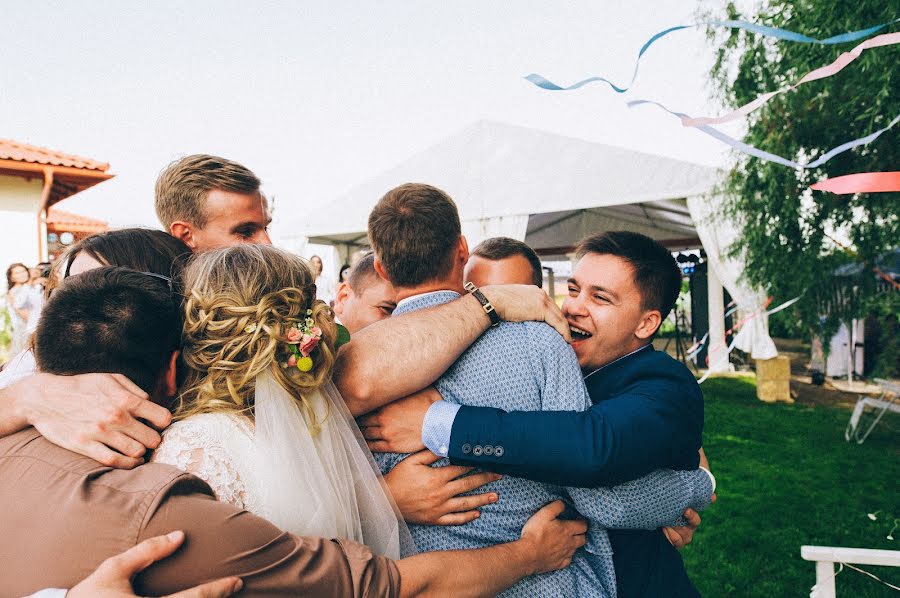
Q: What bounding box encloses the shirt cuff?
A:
[422,401,461,457]
[24,590,68,598]
[699,466,717,494]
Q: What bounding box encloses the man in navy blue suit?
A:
[359,230,711,597]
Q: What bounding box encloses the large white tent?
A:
[299,120,777,363]
[302,120,715,257]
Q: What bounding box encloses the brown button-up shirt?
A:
[0,428,400,597]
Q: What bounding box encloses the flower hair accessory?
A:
[282,309,322,373]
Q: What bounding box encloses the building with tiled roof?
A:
[0,138,113,267]
[45,208,109,260]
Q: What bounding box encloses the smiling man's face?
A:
[563,252,656,373]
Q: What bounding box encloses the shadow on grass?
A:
[683,378,899,597]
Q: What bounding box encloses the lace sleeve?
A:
[152,418,250,510]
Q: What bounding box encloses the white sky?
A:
[2,1,744,240]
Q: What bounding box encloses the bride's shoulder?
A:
[162,412,253,442]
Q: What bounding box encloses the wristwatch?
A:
[464,281,501,327]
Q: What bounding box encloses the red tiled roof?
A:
[46,208,108,228]
[0,138,109,172]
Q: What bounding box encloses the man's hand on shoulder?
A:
[11,372,171,468]
[480,285,572,342]
[358,387,441,453]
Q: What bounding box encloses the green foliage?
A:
[705,2,899,340]
[0,308,10,360]
[684,377,900,596]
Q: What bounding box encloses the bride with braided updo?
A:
[152,244,408,558]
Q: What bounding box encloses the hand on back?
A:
[384,450,502,525]
[518,501,587,574]
[13,372,171,468]
[68,530,242,598]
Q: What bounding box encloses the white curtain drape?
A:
[687,195,778,360]
[461,214,530,249]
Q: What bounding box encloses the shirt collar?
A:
[394,290,459,312]
[583,343,652,382]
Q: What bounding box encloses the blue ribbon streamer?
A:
[525,18,900,93]
[628,99,900,169]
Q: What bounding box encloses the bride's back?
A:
[154,244,406,558]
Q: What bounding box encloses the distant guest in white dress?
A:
[5,263,41,355]
[309,254,335,304]
[152,245,408,558]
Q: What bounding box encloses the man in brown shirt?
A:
[1,266,586,597]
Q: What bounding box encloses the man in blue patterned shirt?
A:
[366,183,714,596]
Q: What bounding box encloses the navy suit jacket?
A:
[446,345,705,597]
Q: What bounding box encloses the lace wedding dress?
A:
[152,374,408,558]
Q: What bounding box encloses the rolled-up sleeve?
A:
[135,478,400,597]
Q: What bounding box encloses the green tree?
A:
[705,2,899,352]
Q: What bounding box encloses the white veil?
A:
[253,371,414,558]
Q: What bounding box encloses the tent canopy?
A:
[302,120,720,257]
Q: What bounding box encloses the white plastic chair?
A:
[844,378,900,444]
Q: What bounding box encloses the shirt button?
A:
[483,445,494,456]
[439,445,448,456]
[473,445,484,456]
[494,446,505,458]
[461,443,472,455]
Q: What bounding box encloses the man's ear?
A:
[373,256,391,283]
[334,281,351,317]
[634,310,662,340]
[162,350,180,398]
[169,222,197,250]
[457,235,470,265]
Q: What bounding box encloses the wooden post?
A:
[706,266,730,373]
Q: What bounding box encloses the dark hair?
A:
[576,231,682,321]
[34,267,182,395]
[472,237,543,287]
[347,253,380,292]
[6,263,28,289]
[62,229,191,281]
[367,183,461,287]
[339,263,351,282]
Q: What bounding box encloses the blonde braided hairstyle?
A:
[175,244,336,429]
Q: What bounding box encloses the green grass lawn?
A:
[682,377,899,597]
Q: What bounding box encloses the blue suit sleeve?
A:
[447,389,696,487]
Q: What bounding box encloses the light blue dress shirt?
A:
[375,291,713,597]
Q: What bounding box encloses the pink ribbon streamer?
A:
[810,172,900,194]
[681,32,900,128]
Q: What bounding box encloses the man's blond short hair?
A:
[154,154,261,229]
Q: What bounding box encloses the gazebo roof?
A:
[0,138,113,208]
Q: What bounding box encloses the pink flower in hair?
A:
[300,334,320,357]
[287,354,297,367]
[286,327,303,344]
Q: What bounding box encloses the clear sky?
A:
[1,1,743,239]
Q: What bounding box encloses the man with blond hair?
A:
[155,154,272,251]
